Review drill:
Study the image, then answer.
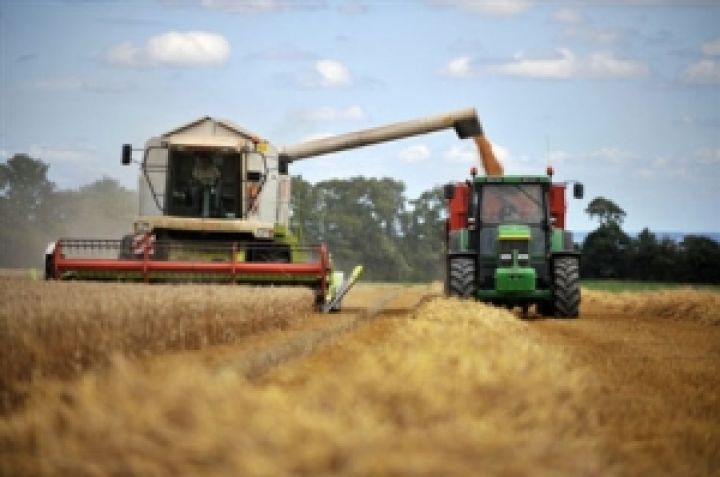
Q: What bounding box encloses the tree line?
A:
[2,154,719,284]
[290,176,445,282]
[0,154,136,268]
[581,197,720,284]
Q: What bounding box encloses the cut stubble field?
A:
[1,276,719,476]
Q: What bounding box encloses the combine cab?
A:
[444,170,584,317]
[46,109,485,311]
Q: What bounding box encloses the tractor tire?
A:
[536,300,555,317]
[553,256,580,318]
[448,257,476,298]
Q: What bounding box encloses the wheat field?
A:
[0,277,313,414]
[1,277,719,476]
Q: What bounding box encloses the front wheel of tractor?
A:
[553,256,581,318]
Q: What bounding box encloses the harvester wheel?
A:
[44,253,54,280]
[553,256,580,318]
[119,235,134,259]
[449,257,475,298]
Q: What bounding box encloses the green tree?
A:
[317,177,411,281]
[585,196,626,226]
[0,154,59,267]
[402,186,446,282]
[678,235,720,283]
[582,222,632,278]
[291,176,431,282]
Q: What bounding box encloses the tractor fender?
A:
[550,250,581,263]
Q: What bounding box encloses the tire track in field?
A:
[241,284,440,378]
[143,284,440,380]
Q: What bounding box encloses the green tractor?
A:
[444,170,584,317]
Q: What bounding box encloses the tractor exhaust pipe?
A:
[281,108,483,162]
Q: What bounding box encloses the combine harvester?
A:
[46,108,486,311]
[443,136,585,317]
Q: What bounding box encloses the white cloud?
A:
[398,144,431,163]
[428,0,533,16]
[301,105,366,121]
[198,0,324,13]
[442,56,472,78]
[443,143,476,163]
[682,59,720,84]
[105,31,230,67]
[446,49,647,80]
[552,7,622,44]
[486,48,579,79]
[586,51,648,78]
[561,24,622,44]
[313,59,353,87]
[701,37,720,56]
[105,42,142,66]
[337,0,370,15]
[553,8,582,24]
[298,132,334,143]
[696,148,720,165]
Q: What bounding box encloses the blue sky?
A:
[1,0,719,233]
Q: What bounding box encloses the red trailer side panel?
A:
[448,183,469,231]
[549,183,567,230]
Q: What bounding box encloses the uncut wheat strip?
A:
[582,289,720,325]
[0,279,312,412]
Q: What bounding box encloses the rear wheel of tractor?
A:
[449,258,475,298]
[553,256,580,318]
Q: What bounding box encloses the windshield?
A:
[166,149,242,219]
[480,184,545,224]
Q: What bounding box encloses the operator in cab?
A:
[191,152,222,218]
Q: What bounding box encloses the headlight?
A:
[255,228,273,239]
[134,221,151,234]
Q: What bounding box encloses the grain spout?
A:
[474,134,503,176]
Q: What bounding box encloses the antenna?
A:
[545,135,554,177]
[545,135,551,168]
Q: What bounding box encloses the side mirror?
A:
[444,183,455,200]
[573,182,584,199]
[121,144,133,165]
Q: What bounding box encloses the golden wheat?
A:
[582,288,720,324]
[1,281,718,476]
[0,277,313,413]
[1,298,608,476]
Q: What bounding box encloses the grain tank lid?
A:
[160,115,266,143]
